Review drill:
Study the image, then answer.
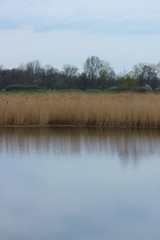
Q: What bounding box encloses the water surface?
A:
[0,128,160,240]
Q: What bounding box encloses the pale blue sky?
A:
[0,0,160,72]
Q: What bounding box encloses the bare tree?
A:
[84,56,103,87]
[0,65,4,71]
[62,64,79,79]
[99,61,116,88]
[132,63,158,89]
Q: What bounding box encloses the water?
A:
[0,127,160,240]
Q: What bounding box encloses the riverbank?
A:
[0,93,160,128]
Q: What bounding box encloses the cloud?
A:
[0,0,160,34]
[0,0,160,71]
[1,26,160,73]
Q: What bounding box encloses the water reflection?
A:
[0,127,160,240]
[0,127,160,164]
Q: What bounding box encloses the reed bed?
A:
[0,93,160,128]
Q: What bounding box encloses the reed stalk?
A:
[0,93,160,128]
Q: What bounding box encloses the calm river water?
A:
[0,127,160,240]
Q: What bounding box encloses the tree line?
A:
[0,56,160,91]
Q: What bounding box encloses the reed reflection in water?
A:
[0,127,160,240]
[0,127,160,163]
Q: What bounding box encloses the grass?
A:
[0,92,160,128]
[0,89,115,95]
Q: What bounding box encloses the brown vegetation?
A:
[0,93,160,128]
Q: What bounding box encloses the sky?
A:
[0,0,160,73]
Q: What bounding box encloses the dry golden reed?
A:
[0,93,160,128]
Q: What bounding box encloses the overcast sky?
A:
[0,0,160,73]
